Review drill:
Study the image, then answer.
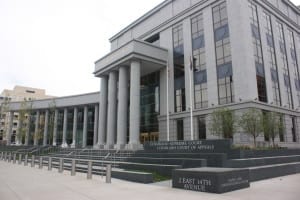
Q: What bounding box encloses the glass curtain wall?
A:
[287,29,300,107]
[264,12,281,106]
[140,72,160,143]
[276,21,293,109]
[87,107,95,146]
[66,109,73,145]
[213,2,234,105]
[249,1,267,102]
[173,24,186,112]
[191,14,208,109]
[76,108,84,147]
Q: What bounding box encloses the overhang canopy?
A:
[94,39,169,77]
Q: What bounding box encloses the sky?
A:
[0,0,163,97]
[0,0,300,97]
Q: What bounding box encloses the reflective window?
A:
[287,29,300,106]
[213,2,234,105]
[173,24,186,112]
[276,21,293,109]
[191,14,207,109]
[263,12,281,106]
[249,1,267,102]
[140,72,160,136]
[176,119,184,140]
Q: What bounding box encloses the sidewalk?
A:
[0,161,299,200]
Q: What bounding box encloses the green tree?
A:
[263,111,284,147]
[239,108,263,148]
[209,108,236,139]
[47,99,56,145]
[0,97,11,142]
[16,99,33,145]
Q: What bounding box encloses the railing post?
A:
[106,164,111,183]
[4,152,7,161]
[8,153,12,163]
[39,157,43,169]
[71,159,76,176]
[13,153,16,164]
[18,154,22,165]
[31,155,35,167]
[24,154,28,166]
[48,157,52,171]
[58,158,63,173]
[87,161,92,179]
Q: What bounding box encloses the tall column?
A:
[34,111,40,146]
[93,105,98,147]
[129,60,141,149]
[61,108,68,148]
[24,114,30,145]
[117,66,128,149]
[52,109,58,146]
[43,110,49,146]
[71,107,78,148]
[97,76,108,148]
[106,71,118,149]
[82,106,88,148]
[7,111,13,145]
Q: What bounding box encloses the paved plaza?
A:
[0,162,299,200]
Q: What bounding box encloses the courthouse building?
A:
[3,0,300,149]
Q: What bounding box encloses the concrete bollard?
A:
[48,157,52,171]
[39,157,43,169]
[8,153,12,162]
[4,152,7,161]
[58,158,63,173]
[71,159,76,176]
[31,155,35,167]
[87,161,92,179]
[18,154,22,165]
[24,155,28,166]
[0,152,3,160]
[106,164,111,183]
[13,153,16,164]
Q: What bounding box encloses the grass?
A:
[128,169,171,182]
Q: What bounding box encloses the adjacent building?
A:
[2,0,300,149]
[0,86,54,144]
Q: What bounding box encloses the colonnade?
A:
[5,60,143,149]
[6,105,98,148]
[96,60,141,149]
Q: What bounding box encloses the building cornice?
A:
[110,0,300,45]
[109,0,172,42]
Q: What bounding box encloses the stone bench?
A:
[172,167,250,194]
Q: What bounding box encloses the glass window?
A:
[173,24,186,112]
[264,12,281,106]
[176,119,184,140]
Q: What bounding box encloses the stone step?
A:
[228,155,300,168]
[249,162,300,182]
[118,162,182,177]
[131,153,227,167]
[124,157,207,168]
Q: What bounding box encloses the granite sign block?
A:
[144,140,232,153]
[172,167,250,193]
